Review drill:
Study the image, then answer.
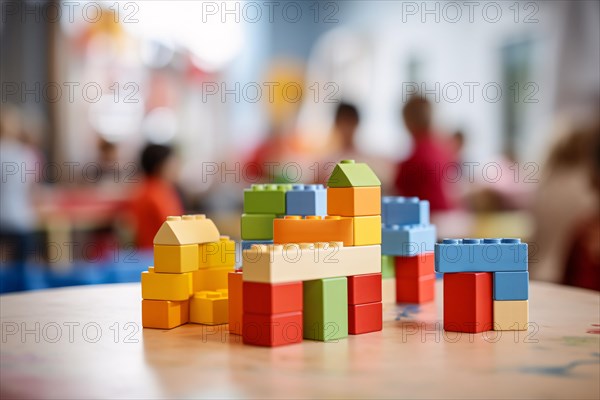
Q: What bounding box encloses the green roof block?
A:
[327,160,381,188]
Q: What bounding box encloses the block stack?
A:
[435,238,529,333]
[381,197,436,303]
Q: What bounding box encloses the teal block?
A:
[303,277,348,341]
[244,184,292,214]
[381,255,395,279]
[241,214,277,240]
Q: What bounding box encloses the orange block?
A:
[327,186,381,216]
[273,216,354,246]
[142,299,189,329]
[228,271,243,335]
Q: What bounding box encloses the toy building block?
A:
[190,290,229,325]
[381,196,429,226]
[141,268,193,301]
[153,244,198,273]
[243,281,303,314]
[273,215,353,246]
[303,277,348,341]
[347,273,382,305]
[327,159,381,188]
[286,184,327,216]
[493,300,529,331]
[352,215,382,246]
[395,253,434,278]
[198,236,235,268]
[382,224,436,256]
[434,238,528,273]
[193,265,234,292]
[494,271,529,300]
[327,186,381,216]
[242,242,381,284]
[396,274,435,304]
[381,256,395,279]
[142,299,189,329]
[154,215,220,245]
[244,184,292,214]
[241,213,277,240]
[241,240,273,250]
[348,302,382,334]
[443,272,493,333]
[243,311,303,347]
[228,271,243,335]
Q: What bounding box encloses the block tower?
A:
[141,215,236,329]
[435,238,529,332]
[381,197,436,303]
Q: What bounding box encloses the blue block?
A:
[382,196,429,226]
[382,224,436,256]
[286,184,327,216]
[241,240,273,251]
[435,238,528,273]
[494,271,529,300]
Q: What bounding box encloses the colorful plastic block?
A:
[154,215,220,245]
[193,265,233,292]
[243,184,292,214]
[381,196,429,226]
[348,302,382,334]
[303,277,348,341]
[443,272,493,333]
[396,274,435,304]
[273,215,353,246]
[241,213,277,240]
[435,238,528,273]
[153,244,199,273]
[347,273,382,305]
[190,290,229,325]
[493,271,529,300]
[228,272,243,335]
[327,186,381,216]
[327,159,381,187]
[198,236,236,268]
[286,184,327,216]
[243,311,303,347]
[243,281,303,314]
[141,268,193,301]
[142,299,189,329]
[242,242,381,283]
[352,215,382,246]
[241,240,273,250]
[381,255,395,279]
[395,253,434,278]
[382,224,436,256]
[493,300,529,331]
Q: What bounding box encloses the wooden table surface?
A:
[1,280,599,399]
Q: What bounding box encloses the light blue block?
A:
[241,240,273,251]
[286,184,327,216]
[382,224,436,256]
[494,271,529,300]
[382,196,429,226]
[435,238,528,273]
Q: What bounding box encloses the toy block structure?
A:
[241,184,292,240]
[435,238,529,333]
[380,196,437,304]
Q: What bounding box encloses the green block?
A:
[382,255,395,279]
[327,159,381,188]
[243,184,293,214]
[303,277,348,341]
[241,214,277,240]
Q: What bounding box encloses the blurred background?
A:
[1,0,599,292]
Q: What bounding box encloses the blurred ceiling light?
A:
[140,39,176,69]
[142,107,178,144]
[89,95,145,142]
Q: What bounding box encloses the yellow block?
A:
[493,300,529,331]
[352,215,382,246]
[190,290,229,325]
[198,236,236,268]
[154,244,198,273]
[193,265,234,292]
[142,299,189,329]
[141,267,193,301]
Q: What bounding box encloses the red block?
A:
[242,312,303,347]
[396,274,435,304]
[228,271,243,335]
[395,253,434,278]
[347,273,382,305]
[444,272,493,333]
[348,302,383,334]
[243,281,303,315]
